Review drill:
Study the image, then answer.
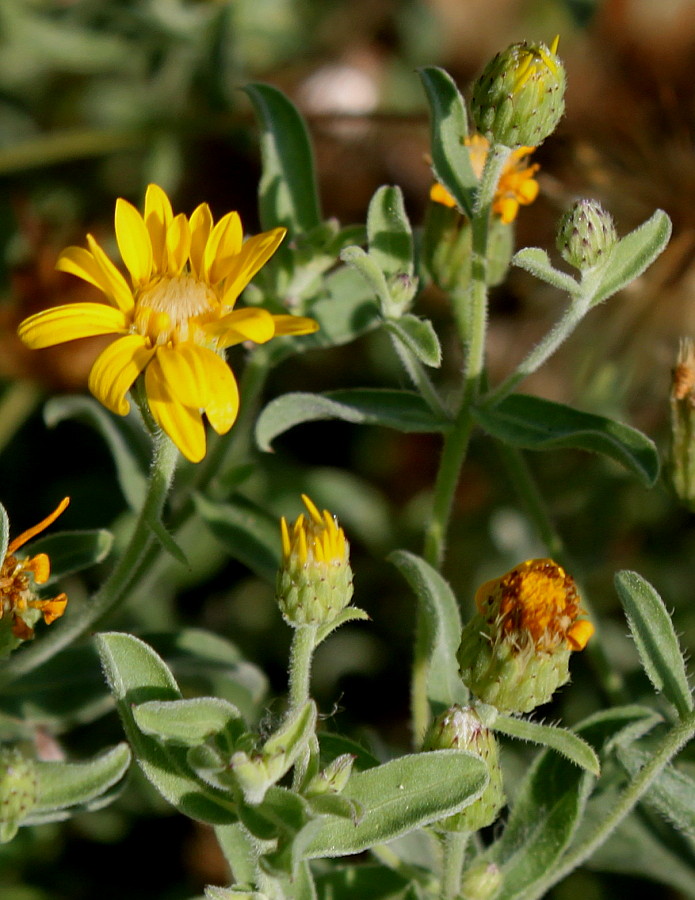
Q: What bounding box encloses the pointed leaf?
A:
[493,715,600,775]
[315,607,370,646]
[31,743,130,815]
[257,389,452,451]
[299,749,487,858]
[340,245,392,310]
[513,247,580,295]
[614,571,693,717]
[367,185,414,278]
[474,393,660,487]
[592,210,672,306]
[418,67,476,216]
[389,550,467,711]
[244,83,321,235]
[386,315,442,368]
[43,395,148,510]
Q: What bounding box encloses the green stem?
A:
[524,709,695,900]
[387,327,449,417]
[288,624,317,714]
[440,831,469,900]
[0,433,179,686]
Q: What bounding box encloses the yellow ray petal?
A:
[203,211,243,284]
[165,213,192,276]
[272,314,319,336]
[189,203,213,279]
[145,358,206,463]
[86,235,137,312]
[220,227,286,307]
[189,345,239,434]
[56,246,132,313]
[154,343,211,409]
[144,184,174,271]
[115,197,154,286]
[18,303,128,348]
[88,334,154,416]
[201,307,275,349]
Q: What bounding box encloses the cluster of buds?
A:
[424,705,505,832]
[0,498,69,653]
[276,495,354,628]
[471,37,566,148]
[458,559,594,714]
[556,199,618,270]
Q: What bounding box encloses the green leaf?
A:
[315,864,411,900]
[299,749,487,858]
[340,245,392,308]
[592,210,672,306]
[512,247,580,295]
[146,515,188,565]
[386,315,442,368]
[493,716,600,775]
[194,493,281,583]
[96,632,238,824]
[614,571,693,717]
[257,389,452,451]
[389,550,467,712]
[617,745,695,839]
[244,83,321,235]
[474,393,660,487]
[213,823,258,888]
[315,607,370,646]
[27,529,113,585]
[133,697,242,746]
[307,267,381,348]
[43,396,148,510]
[367,185,414,278]
[574,704,663,755]
[418,67,476,217]
[30,743,130,819]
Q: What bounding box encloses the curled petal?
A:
[221,227,286,307]
[203,211,243,284]
[7,497,70,555]
[272,314,319,336]
[18,303,128,348]
[88,334,154,416]
[115,198,154,287]
[202,307,275,349]
[86,235,137,312]
[145,357,206,463]
[56,246,133,313]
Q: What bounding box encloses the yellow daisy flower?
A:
[17,185,318,463]
[430,134,539,225]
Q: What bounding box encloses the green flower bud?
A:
[305,753,355,796]
[461,861,503,900]
[0,747,37,842]
[458,560,594,714]
[277,495,353,627]
[669,338,695,510]
[423,705,504,832]
[556,199,617,270]
[472,38,566,148]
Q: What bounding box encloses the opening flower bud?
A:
[556,198,617,270]
[458,559,594,713]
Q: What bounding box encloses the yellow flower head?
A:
[1,497,69,641]
[17,185,319,462]
[475,558,594,653]
[430,135,539,225]
[277,495,353,627]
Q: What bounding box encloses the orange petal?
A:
[7,498,70,555]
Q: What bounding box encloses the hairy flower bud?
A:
[423,705,504,832]
[0,747,37,842]
[458,559,594,714]
[472,38,566,148]
[277,495,353,627]
[556,199,617,270]
[461,861,503,900]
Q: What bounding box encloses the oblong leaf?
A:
[418,67,476,217]
[300,749,488,858]
[493,715,600,775]
[617,745,695,840]
[257,389,452,451]
[614,571,693,717]
[387,316,442,368]
[32,743,131,814]
[474,393,660,486]
[389,550,467,711]
[592,210,672,306]
[367,185,414,278]
[27,529,113,584]
[43,395,148,510]
[512,248,580,295]
[244,83,321,235]
[133,697,242,746]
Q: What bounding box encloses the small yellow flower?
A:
[1,497,69,641]
[17,186,318,463]
[277,495,353,627]
[430,135,539,225]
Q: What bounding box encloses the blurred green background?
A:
[1,0,694,897]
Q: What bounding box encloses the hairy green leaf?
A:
[31,743,130,818]
[386,316,442,368]
[493,715,600,775]
[367,185,414,278]
[512,247,580,295]
[133,697,242,746]
[28,530,113,585]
